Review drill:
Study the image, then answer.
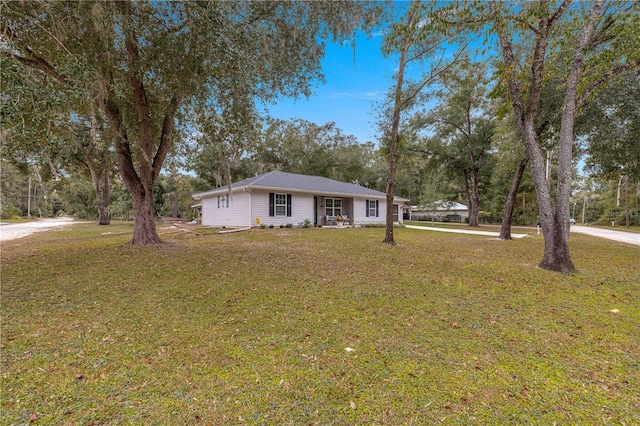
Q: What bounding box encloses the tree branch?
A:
[152,96,181,183]
[8,53,71,85]
[102,79,140,189]
[116,1,154,180]
[577,58,640,107]
[525,0,570,122]
[2,25,71,85]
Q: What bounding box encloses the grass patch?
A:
[2,223,639,424]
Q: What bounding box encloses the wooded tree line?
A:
[2,1,638,273]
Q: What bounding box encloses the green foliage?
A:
[60,177,99,220]
[580,70,640,180]
[2,1,385,242]
[1,202,21,219]
[2,225,639,424]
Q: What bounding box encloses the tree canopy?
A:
[2,0,383,244]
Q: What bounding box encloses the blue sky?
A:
[263,31,398,145]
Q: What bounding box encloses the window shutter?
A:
[226,196,229,208]
[365,200,369,217]
[269,193,274,216]
[375,200,379,217]
[217,196,220,208]
[286,194,292,217]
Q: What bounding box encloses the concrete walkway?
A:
[404,224,529,239]
[570,226,640,246]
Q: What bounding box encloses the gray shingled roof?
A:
[194,171,408,201]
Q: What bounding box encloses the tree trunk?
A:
[98,170,111,225]
[489,0,606,273]
[522,121,574,273]
[499,155,528,240]
[468,168,480,227]
[128,180,162,245]
[102,2,179,245]
[624,175,630,228]
[87,101,111,225]
[383,1,420,245]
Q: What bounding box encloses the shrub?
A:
[1,202,21,219]
[299,219,312,228]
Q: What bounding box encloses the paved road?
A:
[0,217,78,241]
[570,225,640,246]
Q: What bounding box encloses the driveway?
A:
[570,225,640,246]
[404,224,529,238]
[0,217,79,241]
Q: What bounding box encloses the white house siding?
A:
[353,198,386,225]
[200,190,403,228]
[251,189,315,227]
[201,190,252,227]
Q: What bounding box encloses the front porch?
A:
[314,196,354,226]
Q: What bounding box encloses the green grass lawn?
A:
[2,222,639,425]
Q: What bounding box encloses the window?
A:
[366,199,378,217]
[325,198,342,217]
[275,193,287,216]
[269,193,292,217]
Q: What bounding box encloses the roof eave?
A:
[193,183,409,203]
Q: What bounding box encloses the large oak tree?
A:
[2,1,381,244]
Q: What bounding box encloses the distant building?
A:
[409,200,469,222]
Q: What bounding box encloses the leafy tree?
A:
[412,57,495,227]
[252,118,369,180]
[378,0,467,244]
[483,0,640,273]
[3,1,382,245]
[0,160,29,218]
[580,70,640,227]
[489,114,535,235]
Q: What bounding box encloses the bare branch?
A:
[399,39,470,111]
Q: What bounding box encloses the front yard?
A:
[2,222,638,424]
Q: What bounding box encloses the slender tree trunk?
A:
[468,168,480,227]
[499,155,528,240]
[383,1,420,245]
[87,102,111,225]
[624,175,630,228]
[98,167,111,225]
[85,163,110,225]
